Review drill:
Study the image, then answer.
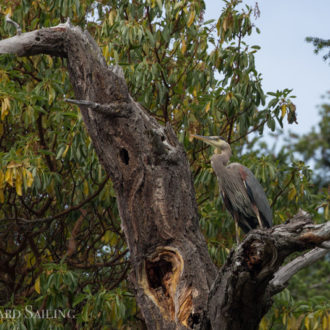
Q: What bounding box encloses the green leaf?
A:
[73,293,87,307]
[267,117,276,131]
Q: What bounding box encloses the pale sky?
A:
[204,0,330,140]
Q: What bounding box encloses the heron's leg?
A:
[233,215,240,244]
[252,204,263,228]
[256,214,263,228]
[235,220,240,244]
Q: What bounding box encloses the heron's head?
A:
[191,135,231,154]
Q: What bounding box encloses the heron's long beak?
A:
[190,134,217,147]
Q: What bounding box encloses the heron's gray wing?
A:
[228,163,273,227]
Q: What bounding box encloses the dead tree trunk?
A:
[0,22,329,330]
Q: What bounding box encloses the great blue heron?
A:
[191,135,272,243]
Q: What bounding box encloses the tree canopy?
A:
[0,0,329,329]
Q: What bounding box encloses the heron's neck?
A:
[211,154,229,176]
[214,148,231,165]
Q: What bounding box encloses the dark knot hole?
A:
[146,258,172,292]
[119,148,129,165]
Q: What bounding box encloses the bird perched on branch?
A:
[191,135,272,243]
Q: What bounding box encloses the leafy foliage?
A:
[288,96,330,222]
[0,0,328,328]
[291,97,330,187]
[306,36,330,63]
[260,288,330,330]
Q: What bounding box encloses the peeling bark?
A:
[1,24,329,330]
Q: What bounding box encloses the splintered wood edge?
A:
[139,246,194,326]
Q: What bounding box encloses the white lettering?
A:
[0,309,21,319]
[34,310,42,319]
[25,305,34,318]
[12,309,21,318]
[20,307,75,319]
[55,309,66,318]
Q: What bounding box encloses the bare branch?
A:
[270,210,330,247]
[5,15,22,36]
[269,247,330,295]
[0,176,109,224]
[66,209,86,257]
[0,23,70,57]
[321,241,330,248]
[64,98,132,117]
[67,249,129,269]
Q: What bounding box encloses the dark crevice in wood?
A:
[146,258,172,291]
[144,249,178,321]
[119,148,129,165]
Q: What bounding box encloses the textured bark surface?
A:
[1,23,329,330]
[63,25,218,329]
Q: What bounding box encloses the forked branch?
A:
[270,247,329,294]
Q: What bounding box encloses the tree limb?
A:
[0,176,109,224]
[269,247,329,295]
[64,98,132,117]
[5,15,22,36]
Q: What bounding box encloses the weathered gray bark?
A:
[0,23,329,330]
